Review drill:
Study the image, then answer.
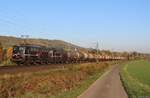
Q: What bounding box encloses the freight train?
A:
[11,44,125,65]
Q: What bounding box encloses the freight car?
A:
[11,44,125,65]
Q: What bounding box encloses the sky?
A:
[0,0,150,53]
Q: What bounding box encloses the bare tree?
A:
[0,42,2,63]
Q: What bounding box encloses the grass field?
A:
[121,60,150,98]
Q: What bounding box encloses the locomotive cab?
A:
[13,46,26,54]
[12,45,26,63]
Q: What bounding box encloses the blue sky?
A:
[0,0,150,53]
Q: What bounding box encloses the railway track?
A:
[0,61,123,75]
[0,64,66,75]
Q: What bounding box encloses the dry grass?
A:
[0,62,114,98]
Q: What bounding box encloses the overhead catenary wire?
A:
[0,9,34,34]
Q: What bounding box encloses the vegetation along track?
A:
[0,62,113,98]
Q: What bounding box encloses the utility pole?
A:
[21,35,29,44]
[67,43,71,63]
[96,41,99,54]
[67,43,71,52]
[95,41,99,63]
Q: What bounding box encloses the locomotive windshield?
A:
[13,46,25,54]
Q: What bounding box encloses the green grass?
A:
[121,60,150,98]
[127,61,150,85]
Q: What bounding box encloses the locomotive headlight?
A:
[36,54,39,56]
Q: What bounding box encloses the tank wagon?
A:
[11,44,125,65]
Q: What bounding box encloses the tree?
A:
[2,49,7,62]
[7,47,13,59]
[0,42,3,63]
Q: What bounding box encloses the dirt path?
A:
[78,65,128,98]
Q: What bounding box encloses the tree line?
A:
[0,42,13,65]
